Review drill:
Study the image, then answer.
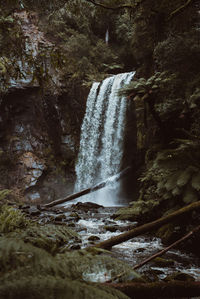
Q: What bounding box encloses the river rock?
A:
[103,225,119,232]
[72,202,103,212]
[55,214,66,221]
[151,257,175,267]
[88,235,100,241]
[164,272,195,282]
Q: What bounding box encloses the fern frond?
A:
[191,172,200,191]
[176,167,196,188]
[182,186,198,204]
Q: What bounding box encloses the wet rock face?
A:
[0,86,85,204]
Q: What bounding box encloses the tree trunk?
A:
[94,201,200,249]
[104,281,200,298]
[43,167,131,208]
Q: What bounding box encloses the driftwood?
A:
[104,281,200,298]
[133,224,200,270]
[43,167,131,208]
[94,201,200,249]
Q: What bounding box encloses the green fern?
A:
[0,189,11,201]
[182,186,198,204]
[140,138,200,204]
[191,172,200,191]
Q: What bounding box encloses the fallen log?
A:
[133,224,200,270]
[43,167,131,208]
[94,201,200,249]
[104,281,200,298]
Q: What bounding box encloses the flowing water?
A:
[69,72,200,291]
[75,72,134,206]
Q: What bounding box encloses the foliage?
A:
[0,205,30,233]
[118,72,173,98]
[12,224,80,254]
[140,139,200,204]
[0,237,131,299]
[154,33,200,76]
[0,190,11,201]
[0,204,80,253]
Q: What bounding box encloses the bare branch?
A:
[85,0,138,10]
[133,225,200,270]
[169,0,194,20]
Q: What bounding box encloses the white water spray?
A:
[75,72,135,206]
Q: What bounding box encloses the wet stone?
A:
[72,202,103,212]
[103,225,119,232]
[20,204,30,210]
[67,223,76,227]
[69,244,81,250]
[164,272,195,282]
[28,206,41,216]
[135,248,145,253]
[69,212,81,220]
[55,214,66,221]
[88,235,100,241]
[151,257,175,267]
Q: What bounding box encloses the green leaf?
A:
[172,186,181,196]
[182,187,198,204]
[164,172,181,191]
[191,172,200,191]
[177,167,194,187]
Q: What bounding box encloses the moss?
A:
[114,200,161,222]
[0,190,11,201]
[0,276,129,299]
[156,223,179,245]
[9,224,80,254]
[0,237,131,299]
[164,272,195,282]
[151,257,175,267]
[0,205,31,233]
[0,205,80,254]
[55,250,142,283]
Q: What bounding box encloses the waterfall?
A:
[75,72,135,206]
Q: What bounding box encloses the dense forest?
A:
[0,0,200,298]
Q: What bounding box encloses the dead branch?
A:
[85,0,139,10]
[43,167,131,208]
[94,201,200,249]
[133,225,200,270]
[169,0,194,20]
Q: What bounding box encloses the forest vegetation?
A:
[0,0,200,298]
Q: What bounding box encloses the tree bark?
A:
[133,225,200,270]
[43,167,131,208]
[104,281,200,298]
[94,201,200,249]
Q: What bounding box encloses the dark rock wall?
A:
[0,85,87,203]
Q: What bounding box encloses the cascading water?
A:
[75,72,135,206]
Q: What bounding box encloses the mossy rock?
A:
[0,237,132,299]
[0,205,80,254]
[0,276,129,299]
[9,224,80,254]
[156,223,182,245]
[151,257,175,267]
[0,205,31,233]
[114,200,161,222]
[164,272,195,282]
[55,250,143,283]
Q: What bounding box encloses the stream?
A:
[61,202,200,283]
